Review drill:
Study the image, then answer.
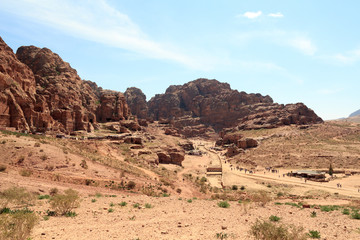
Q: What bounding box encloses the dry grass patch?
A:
[50,189,80,216]
[250,219,307,240]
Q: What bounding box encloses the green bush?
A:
[250,219,307,240]
[91,199,96,203]
[231,185,238,191]
[50,189,80,215]
[119,201,127,207]
[0,209,38,240]
[216,232,228,239]
[310,211,317,218]
[351,211,360,220]
[320,205,340,212]
[108,208,114,213]
[38,195,50,200]
[269,215,280,222]
[308,230,321,239]
[145,203,153,208]
[187,199,192,203]
[342,208,350,215]
[218,201,230,208]
[133,203,140,208]
[65,211,77,218]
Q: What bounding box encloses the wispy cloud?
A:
[0,0,210,70]
[238,11,263,19]
[288,37,317,56]
[317,88,343,95]
[326,48,360,64]
[235,30,317,56]
[268,12,284,18]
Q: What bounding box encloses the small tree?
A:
[328,164,334,176]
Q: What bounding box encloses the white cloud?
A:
[0,0,210,70]
[329,49,360,64]
[288,37,317,56]
[235,30,317,56]
[240,11,262,19]
[268,12,284,18]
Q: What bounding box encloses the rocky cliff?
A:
[0,37,57,132]
[148,78,323,131]
[124,87,148,119]
[0,37,130,133]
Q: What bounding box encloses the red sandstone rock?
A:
[148,78,323,133]
[124,87,148,119]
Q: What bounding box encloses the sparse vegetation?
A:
[0,187,38,240]
[269,215,280,222]
[310,211,317,218]
[145,203,153,209]
[19,169,32,177]
[49,189,80,215]
[80,159,88,169]
[127,181,136,190]
[218,201,230,208]
[216,232,228,239]
[250,219,307,240]
[308,230,321,239]
[342,208,350,215]
[250,190,271,207]
[0,209,39,240]
[38,195,50,200]
[351,211,360,220]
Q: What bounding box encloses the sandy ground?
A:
[27,191,360,240]
[1,131,360,240]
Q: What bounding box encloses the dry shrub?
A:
[80,159,88,169]
[50,189,80,215]
[0,187,35,209]
[249,190,272,207]
[19,169,32,177]
[126,181,136,190]
[250,219,307,240]
[0,209,38,240]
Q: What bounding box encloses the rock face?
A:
[148,78,323,131]
[237,103,323,130]
[0,37,130,133]
[0,37,56,132]
[124,87,148,119]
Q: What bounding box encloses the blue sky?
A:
[0,0,359,120]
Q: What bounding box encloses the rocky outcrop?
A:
[0,36,57,132]
[124,87,148,119]
[0,36,132,133]
[156,149,185,166]
[14,44,130,133]
[148,78,323,132]
[237,103,323,130]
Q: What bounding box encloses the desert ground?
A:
[1,121,360,240]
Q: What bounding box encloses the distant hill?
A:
[349,109,360,117]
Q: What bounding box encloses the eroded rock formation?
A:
[148,78,323,132]
[0,37,130,133]
[124,87,148,119]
